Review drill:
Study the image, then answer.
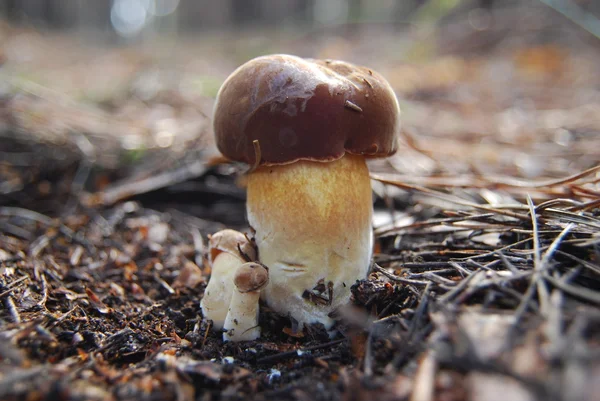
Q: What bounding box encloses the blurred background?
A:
[0,0,599,223]
[0,0,502,37]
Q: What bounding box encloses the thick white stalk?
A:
[223,262,268,342]
[200,252,242,329]
[200,229,256,330]
[223,290,261,342]
[247,154,373,329]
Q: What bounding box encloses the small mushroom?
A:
[223,262,269,342]
[200,229,256,329]
[213,55,400,329]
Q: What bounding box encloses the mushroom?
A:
[223,262,269,342]
[213,54,400,329]
[200,229,256,330]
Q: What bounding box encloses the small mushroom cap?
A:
[208,229,256,263]
[233,262,269,293]
[213,54,400,166]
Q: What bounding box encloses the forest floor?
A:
[1,3,599,401]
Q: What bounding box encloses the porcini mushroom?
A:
[213,54,400,329]
[200,229,256,330]
[223,262,269,342]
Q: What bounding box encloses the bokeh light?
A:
[111,0,180,37]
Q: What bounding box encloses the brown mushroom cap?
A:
[233,262,269,293]
[208,229,256,264]
[213,54,400,166]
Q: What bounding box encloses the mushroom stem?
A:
[200,229,257,330]
[223,262,269,342]
[200,252,242,329]
[247,153,373,329]
[223,288,261,341]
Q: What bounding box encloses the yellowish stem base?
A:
[247,154,373,328]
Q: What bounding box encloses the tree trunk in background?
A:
[231,0,261,27]
[177,0,233,31]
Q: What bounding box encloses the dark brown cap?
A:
[233,262,269,293]
[213,54,400,166]
[208,229,256,264]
